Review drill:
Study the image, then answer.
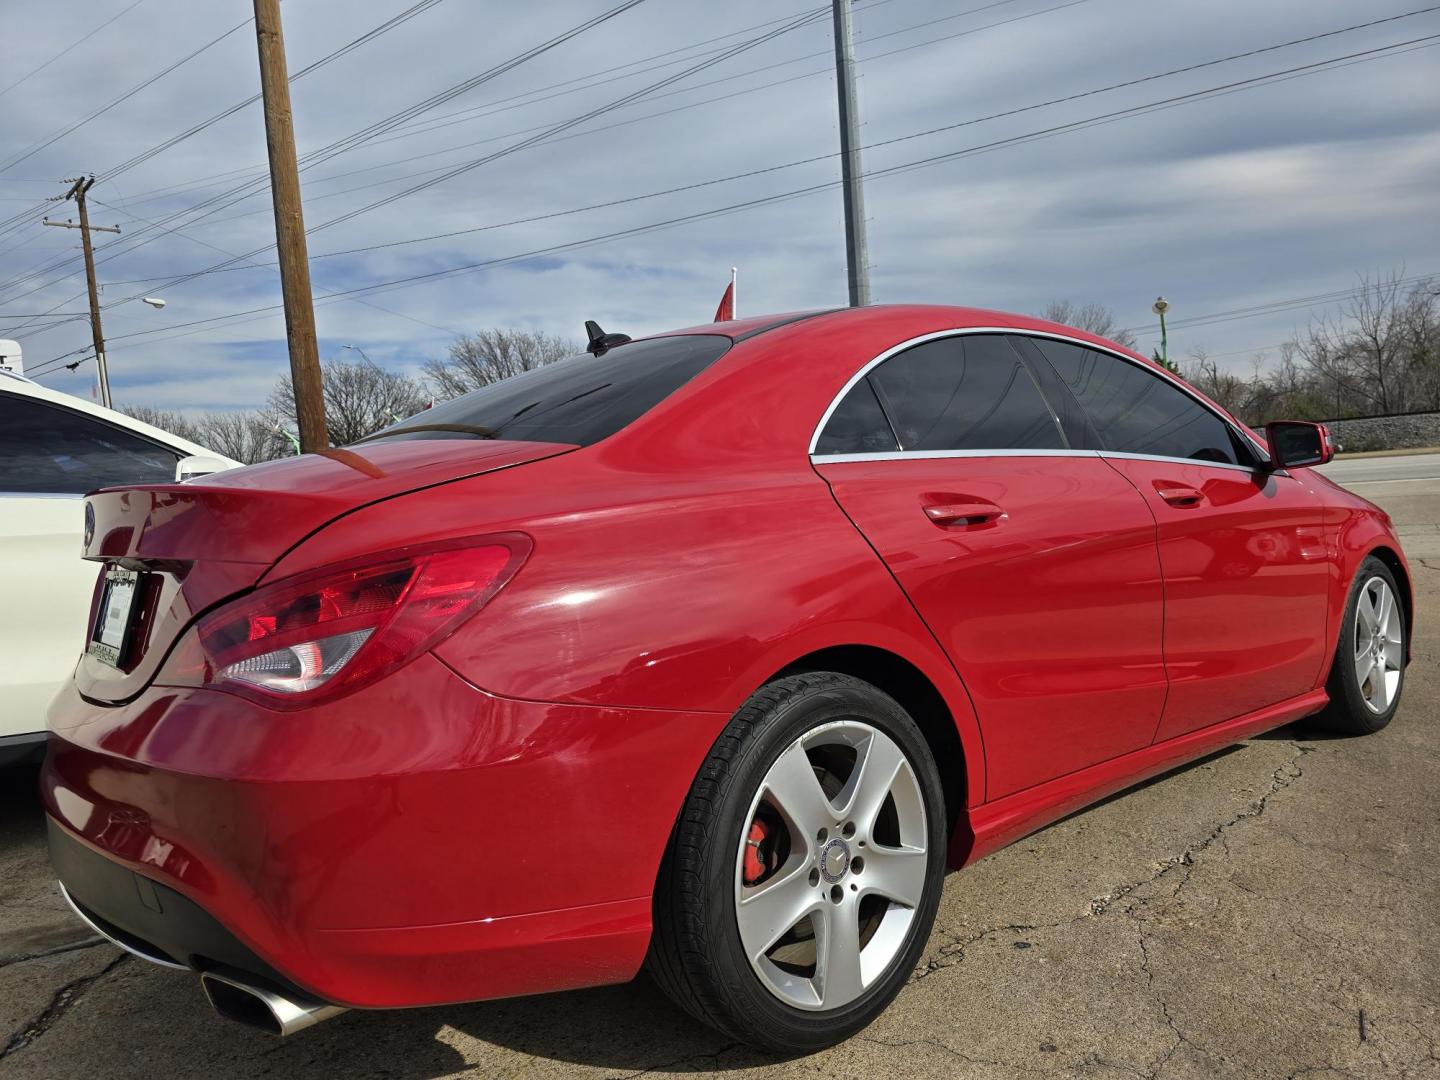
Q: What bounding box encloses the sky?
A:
[0,0,1437,414]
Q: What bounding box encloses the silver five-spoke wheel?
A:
[734,720,928,1011]
[1354,576,1402,714]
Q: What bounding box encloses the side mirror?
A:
[175,455,234,482]
[1265,421,1333,469]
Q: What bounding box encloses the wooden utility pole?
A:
[252,0,328,452]
[44,177,120,407]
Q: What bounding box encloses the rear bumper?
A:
[43,652,726,1008]
[51,820,316,997]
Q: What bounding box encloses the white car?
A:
[0,369,238,765]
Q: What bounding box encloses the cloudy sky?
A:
[1,0,1437,413]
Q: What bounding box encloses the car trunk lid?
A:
[73,439,573,704]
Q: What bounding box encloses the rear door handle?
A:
[923,501,1005,527]
[1154,484,1205,507]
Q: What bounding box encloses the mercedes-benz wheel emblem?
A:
[820,837,851,884]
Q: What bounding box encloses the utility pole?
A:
[831,0,870,307]
[44,177,120,407]
[253,0,328,452]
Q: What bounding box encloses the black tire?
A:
[1309,556,1407,735]
[647,671,947,1055]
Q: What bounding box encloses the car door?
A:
[811,332,1167,799]
[1020,336,1333,742]
[0,391,182,739]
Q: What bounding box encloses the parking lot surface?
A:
[1,455,1436,1079]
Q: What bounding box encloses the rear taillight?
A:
[157,534,530,707]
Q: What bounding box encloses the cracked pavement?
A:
[0,454,1435,1079]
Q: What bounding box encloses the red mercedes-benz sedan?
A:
[43,305,1409,1053]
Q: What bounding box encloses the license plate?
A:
[88,567,141,667]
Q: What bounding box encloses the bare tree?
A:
[1040,300,1138,350]
[269,357,429,446]
[424,329,576,399]
[120,405,202,443]
[195,411,290,464]
[1182,347,1251,417]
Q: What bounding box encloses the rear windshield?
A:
[367,334,731,448]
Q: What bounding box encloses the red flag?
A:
[713,282,734,322]
[713,267,736,322]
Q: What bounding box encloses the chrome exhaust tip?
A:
[200,971,346,1037]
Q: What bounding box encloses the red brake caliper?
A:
[743,819,771,885]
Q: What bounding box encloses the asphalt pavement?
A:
[1,454,1436,1079]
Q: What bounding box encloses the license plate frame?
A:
[87,566,143,668]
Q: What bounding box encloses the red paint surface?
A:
[44,305,1410,1008]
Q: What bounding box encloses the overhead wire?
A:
[0,0,654,300]
[0,0,150,101]
[24,10,1435,306]
[9,3,828,324]
[27,32,1439,378]
[0,16,255,174]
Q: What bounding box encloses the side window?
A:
[868,335,1065,452]
[0,392,181,495]
[1031,339,1253,466]
[814,379,898,455]
[1007,335,1102,450]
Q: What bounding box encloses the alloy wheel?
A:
[733,720,928,1011]
[1354,575,1403,714]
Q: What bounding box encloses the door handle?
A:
[923,501,1005,527]
[1154,483,1205,508]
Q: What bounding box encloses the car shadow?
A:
[0,721,1333,1077]
[1042,744,1247,831]
[96,967,773,1078]
[2,764,770,1075]
[1250,718,1355,741]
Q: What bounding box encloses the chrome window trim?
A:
[807,326,1271,465]
[812,448,1102,464]
[0,491,85,500]
[1099,450,1271,476]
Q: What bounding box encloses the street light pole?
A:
[1153,296,1170,367]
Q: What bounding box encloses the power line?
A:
[89,197,464,338]
[9,3,825,322]
[28,33,1438,378]
[50,12,1440,294]
[307,7,831,235]
[0,0,149,101]
[108,0,1063,241]
[87,0,887,213]
[0,0,455,281]
[0,0,655,300]
[102,0,1028,214]
[34,0,1421,296]
[1120,271,1440,337]
[0,0,986,299]
[356,0,1025,151]
[98,0,454,182]
[0,0,1096,313]
[21,32,1440,356]
[0,16,255,175]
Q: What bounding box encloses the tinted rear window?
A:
[368,334,731,448]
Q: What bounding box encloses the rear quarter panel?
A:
[267,449,988,805]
